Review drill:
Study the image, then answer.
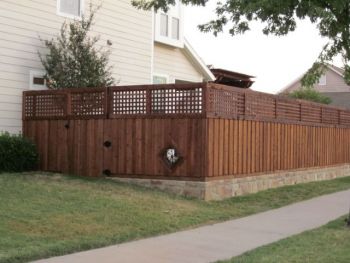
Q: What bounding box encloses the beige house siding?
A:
[280,67,350,108]
[282,69,350,94]
[317,69,350,93]
[153,42,203,83]
[0,0,153,133]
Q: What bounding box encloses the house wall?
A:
[281,69,350,108]
[283,69,350,94]
[321,92,350,109]
[317,69,350,93]
[0,0,153,133]
[153,42,203,83]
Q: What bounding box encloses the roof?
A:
[278,64,345,94]
[183,39,215,81]
[210,68,255,88]
[328,64,345,76]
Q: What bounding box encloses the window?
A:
[30,70,47,90]
[160,14,168,37]
[318,74,327,85]
[153,74,168,84]
[57,0,83,19]
[154,0,183,47]
[171,18,179,40]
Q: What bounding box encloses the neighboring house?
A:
[279,64,350,108]
[0,0,215,133]
[210,68,255,88]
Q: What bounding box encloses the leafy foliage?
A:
[39,9,114,89]
[0,133,38,172]
[132,0,350,85]
[287,87,332,105]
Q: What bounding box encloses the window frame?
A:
[154,0,184,48]
[57,0,84,20]
[29,70,48,91]
[318,74,327,86]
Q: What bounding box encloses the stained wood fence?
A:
[23,83,350,179]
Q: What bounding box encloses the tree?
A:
[39,9,114,89]
[132,0,350,86]
[287,87,332,104]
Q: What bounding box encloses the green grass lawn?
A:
[222,216,350,263]
[1,173,350,263]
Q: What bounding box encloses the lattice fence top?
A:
[109,84,204,118]
[23,88,107,120]
[23,83,350,127]
[206,83,350,127]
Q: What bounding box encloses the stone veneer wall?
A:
[112,164,350,200]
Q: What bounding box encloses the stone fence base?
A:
[112,164,350,200]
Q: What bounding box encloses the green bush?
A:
[287,87,332,105]
[0,133,38,172]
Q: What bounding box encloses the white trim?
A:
[183,39,215,81]
[328,65,344,77]
[57,0,84,20]
[29,70,47,90]
[153,73,170,84]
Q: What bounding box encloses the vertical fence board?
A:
[24,116,350,179]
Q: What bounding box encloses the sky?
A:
[184,4,340,94]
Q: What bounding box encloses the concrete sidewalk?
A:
[32,189,350,263]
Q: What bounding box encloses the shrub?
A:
[0,133,38,173]
[39,7,114,89]
[287,87,332,105]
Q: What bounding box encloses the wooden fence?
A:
[23,83,350,179]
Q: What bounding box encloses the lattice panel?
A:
[111,90,147,115]
[276,99,300,121]
[71,91,106,117]
[340,111,350,125]
[22,84,350,127]
[322,108,339,124]
[24,93,66,119]
[151,88,203,114]
[208,88,244,117]
[245,94,276,119]
[301,104,322,123]
[23,95,34,119]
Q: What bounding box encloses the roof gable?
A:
[278,64,346,94]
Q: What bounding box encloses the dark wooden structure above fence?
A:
[23,83,350,179]
[23,83,350,127]
[211,68,254,88]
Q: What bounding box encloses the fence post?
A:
[243,92,246,117]
[66,91,71,118]
[274,97,277,119]
[146,88,152,115]
[202,83,207,117]
[105,86,109,118]
[33,94,37,119]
